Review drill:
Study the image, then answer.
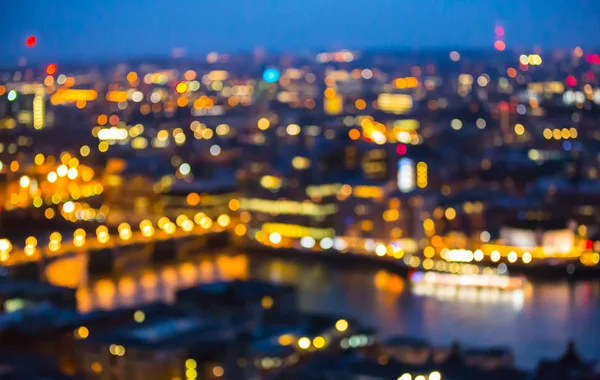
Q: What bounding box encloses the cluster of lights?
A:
[416,161,428,189]
[542,127,578,140]
[340,334,372,349]
[186,358,198,380]
[109,344,125,356]
[412,271,525,291]
[519,54,543,66]
[398,371,442,380]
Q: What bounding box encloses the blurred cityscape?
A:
[1,15,600,380]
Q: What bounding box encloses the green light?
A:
[7,90,17,102]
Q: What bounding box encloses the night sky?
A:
[2,0,600,66]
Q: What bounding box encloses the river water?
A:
[45,249,600,369]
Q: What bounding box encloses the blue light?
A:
[263,68,280,83]
[411,271,424,283]
[562,141,572,151]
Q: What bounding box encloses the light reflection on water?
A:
[46,250,600,369]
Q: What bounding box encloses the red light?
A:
[585,54,593,63]
[396,144,407,155]
[495,26,504,37]
[566,75,577,87]
[593,54,600,65]
[584,240,593,251]
[25,35,37,48]
[46,63,57,76]
[494,40,506,51]
[498,101,510,113]
[587,72,595,81]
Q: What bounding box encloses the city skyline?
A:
[3,0,600,66]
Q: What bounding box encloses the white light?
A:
[98,127,128,140]
[334,237,348,251]
[150,92,161,103]
[57,165,68,177]
[300,236,315,248]
[429,371,441,380]
[480,231,491,242]
[474,249,484,261]
[476,118,486,129]
[398,374,412,380]
[398,158,415,193]
[131,91,144,102]
[179,163,191,175]
[210,144,221,156]
[375,244,387,256]
[451,119,462,130]
[269,232,282,244]
[19,175,31,188]
[63,201,75,213]
[47,171,57,183]
[286,124,300,136]
[320,237,333,249]
[67,167,78,179]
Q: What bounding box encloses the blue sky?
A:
[2,0,599,66]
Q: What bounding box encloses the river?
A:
[44,249,600,369]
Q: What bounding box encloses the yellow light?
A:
[260,175,282,190]
[185,358,197,369]
[335,319,349,332]
[50,231,63,242]
[0,239,13,254]
[298,337,311,349]
[80,145,90,157]
[445,208,456,220]
[175,82,188,94]
[261,296,273,309]
[164,222,176,234]
[157,216,170,229]
[228,198,240,211]
[217,214,230,227]
[278,334,294,346]
[34,153,45,165]
[48,240,61,252]
[313,336,326,349]
[234,224,246,236]
[286,124,301,136]
[75,326,89,339]
[98,141,109,153]
[25,236,37,247]
[514,124,525,135]
[19,175,31,188]
[176,214,189,226]
[133,310,145,323]
[423,219,434,231]
[257,117,270,130]
[186,369,197,378]
[181,219,194,232]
